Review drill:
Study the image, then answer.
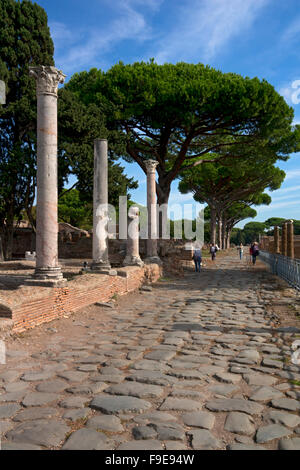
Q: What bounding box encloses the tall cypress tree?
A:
[0,0,54,259]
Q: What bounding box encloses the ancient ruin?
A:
[27,66,66,285]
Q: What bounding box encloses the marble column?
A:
[123,206,143,267]
[145,160,160,263]
[287,220,294,259]
[274,226,280,254]
[91,139,111,272]
[29,66,66,284]
[281,222,288,256]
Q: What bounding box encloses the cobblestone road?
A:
[0,254,300,450]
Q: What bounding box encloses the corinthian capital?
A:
[29,66,66,96]
[145,159,159,173]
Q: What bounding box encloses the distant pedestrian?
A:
[250,242,259,265]
[237,243,244,260]
[193,247,202,272]
[210,244,217,261]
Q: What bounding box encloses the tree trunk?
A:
[2,223,14,260]
[210,206,216,245]
[217,215,222,249]
[226,230,231,249]
[0,235,4,261]
[222,214,227,250]
[156,184,171,239]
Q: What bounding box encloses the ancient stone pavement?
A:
[0,254,300,450]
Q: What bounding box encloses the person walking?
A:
[251,242,259,265]
[193,247,202,272]
[237,243,244,260]
[210,244,217,261]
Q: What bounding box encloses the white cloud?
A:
[153,0,270,64]
[281,16,300,45]
[49,21,75,46]
[284,169,300,180]
[51,0,162,73]
[256,199,300,211]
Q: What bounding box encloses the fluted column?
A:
[287,220,294,259]
[29,66,66,284]
[145,160,160,263]
[281,222,288,256]
[91,139,111,272]
[274,226,280,254]
[123,206,143,267]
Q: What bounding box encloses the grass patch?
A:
[288,379,300,386]
[158,276,172,282]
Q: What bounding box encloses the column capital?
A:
[29,66,66,97]
[145,159,159,173]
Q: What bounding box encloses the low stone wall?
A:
[1,263,161,334]
[260,235,300,259]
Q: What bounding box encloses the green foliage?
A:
[0,0,54,258]
[231,228,246,245]
[67,61,298,205]
[58,189,92,230]
[58,87,138,208]
[243,221,268,244]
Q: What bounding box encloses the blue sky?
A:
[38,0,300,226]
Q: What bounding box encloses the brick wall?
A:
[9,263,161,334]
[260,235,300,259]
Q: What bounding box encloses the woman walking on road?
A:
[250,242,259,265]
[193,247,202,272]
[237,243,244,260]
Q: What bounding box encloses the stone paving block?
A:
[13,407,59,422]
[206,398,264,415]
[57,371,87,382]
[181,411,215,430]
[188,429,223,450]
[117,440,164,450]
[1,442,42,450]
[228,443,266,450]
[0,403,21,419]
[214,372,241,384]
[86,415,124,432]
[22,392,59,407]
[21,371,54,382]
[90,395,152,414]
[0,420,13,434]
[249,386,284,402]
[271,398,300,412]
[144,350,176,361]
[62,408,91,422]
[256,424,292,443]
[105,382,164,399]
[132,425,158,440]
[224,412,255,435]
[62,428,113,450]
[243,374,278,386]
[160,398,202,412]
[6,419,69,447]
[278,438,300,450]
[59,396,90,409]
[265,410,300,428]
[126,370,178,386]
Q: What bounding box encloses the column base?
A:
[90,261,111,271]
[145,256,162,265]
[83,261,117,276]
[24,267,66,287]
[123,255,144,267]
